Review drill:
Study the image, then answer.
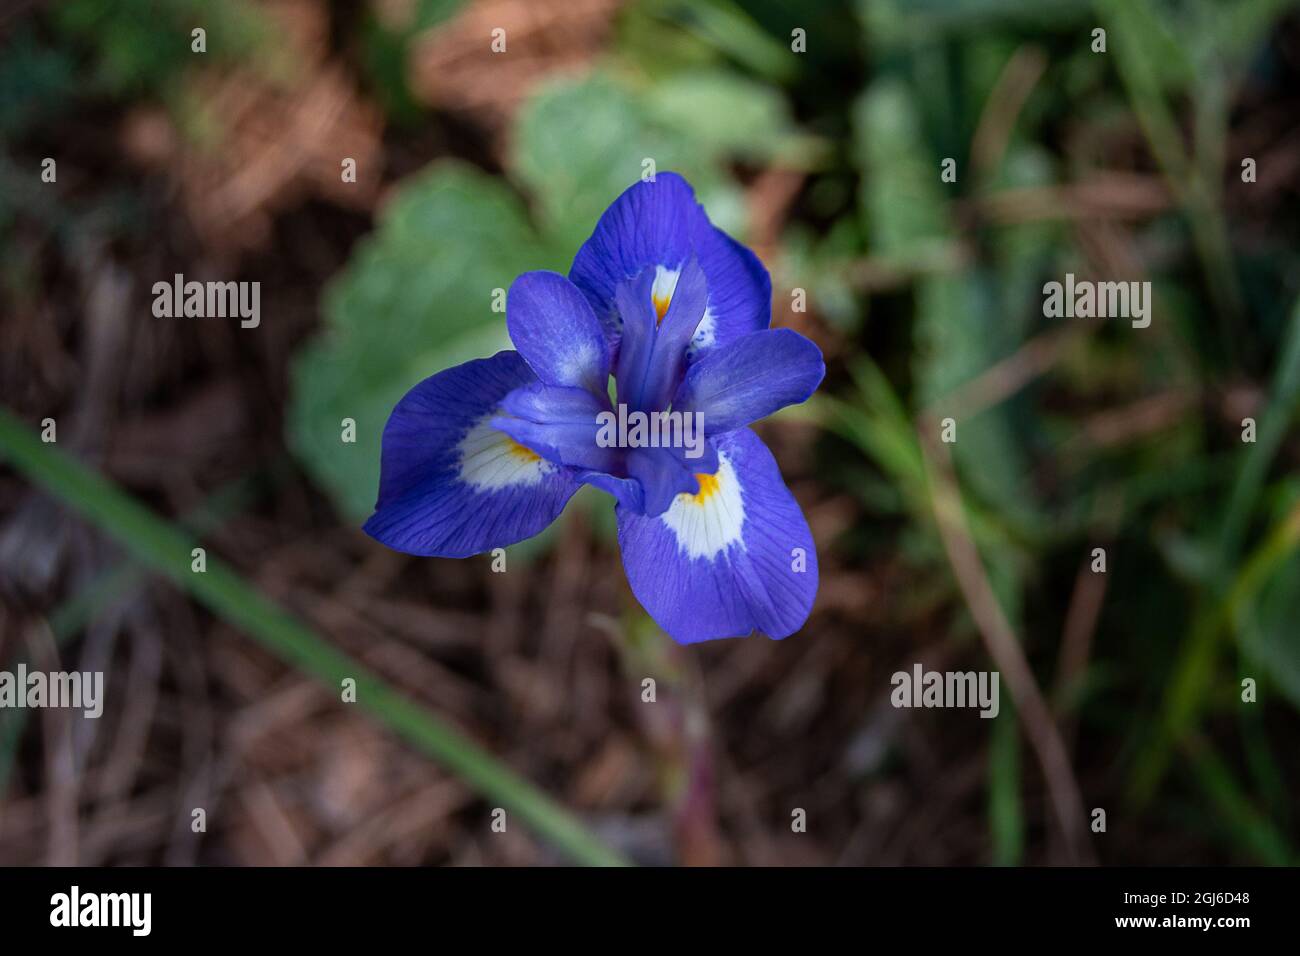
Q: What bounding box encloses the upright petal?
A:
[364,351,578,558]
[612,269,658,412]
[614,257,708,412]
[506,271,610,395]
[674,328,825,434]
[616,428,817,643]
[642,256,708,410]
[569,172,771,361]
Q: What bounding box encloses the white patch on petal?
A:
[688,306,717,355]
[651,264,680,322]
[456,414,554,491]
[660,452,745,560]
[649,263,714,349]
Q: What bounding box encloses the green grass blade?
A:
[0,407,629,867]
[1133,296,1300,799]
[989,704,1024,866]
[1217,295,1300,564]
[657,0,797,83]
[1184,736,1294,865]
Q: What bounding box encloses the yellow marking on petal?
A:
[456,415,554,490]
[653,292,672,324]
[651,265,680,326]
[687,472,720,504]
[506,438,541,463]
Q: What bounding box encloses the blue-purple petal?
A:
[611,269,658,412]
[364,351,578,558]
[615,257,708,412]
[674,328,825,434]
[569,172,771,362]
[494,383,620,473]
[570,174,696,349]
[628,446,702,518]
[616,428,817,643]
[579,470,645,512]
[506,271,610,394]
[686,216,771,357]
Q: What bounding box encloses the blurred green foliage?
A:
[0,26,77,140]
[359,0,465,124]
[51,0,270,99]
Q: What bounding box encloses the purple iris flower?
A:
[363,173,824,644]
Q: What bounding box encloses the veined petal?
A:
[506,271,610,394]
[616,428,817,643]
[674,328,825,433]
[494,383,620,473]
[364,351,578,558]
[569,172,771,362]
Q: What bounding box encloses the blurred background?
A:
[2,0,1300,866]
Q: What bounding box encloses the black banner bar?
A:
[0,866,1284,942]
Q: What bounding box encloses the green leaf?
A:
[511,73,744,254]
[643,69,815,166]
[781,217,864,331]
[1238,552,1300,711]
[1185,738,1293,864]
[852,78,948,256]
[52,0,269,98]
[360,0,465,125]
[853,80,1038,536]
[658,0,798,83]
